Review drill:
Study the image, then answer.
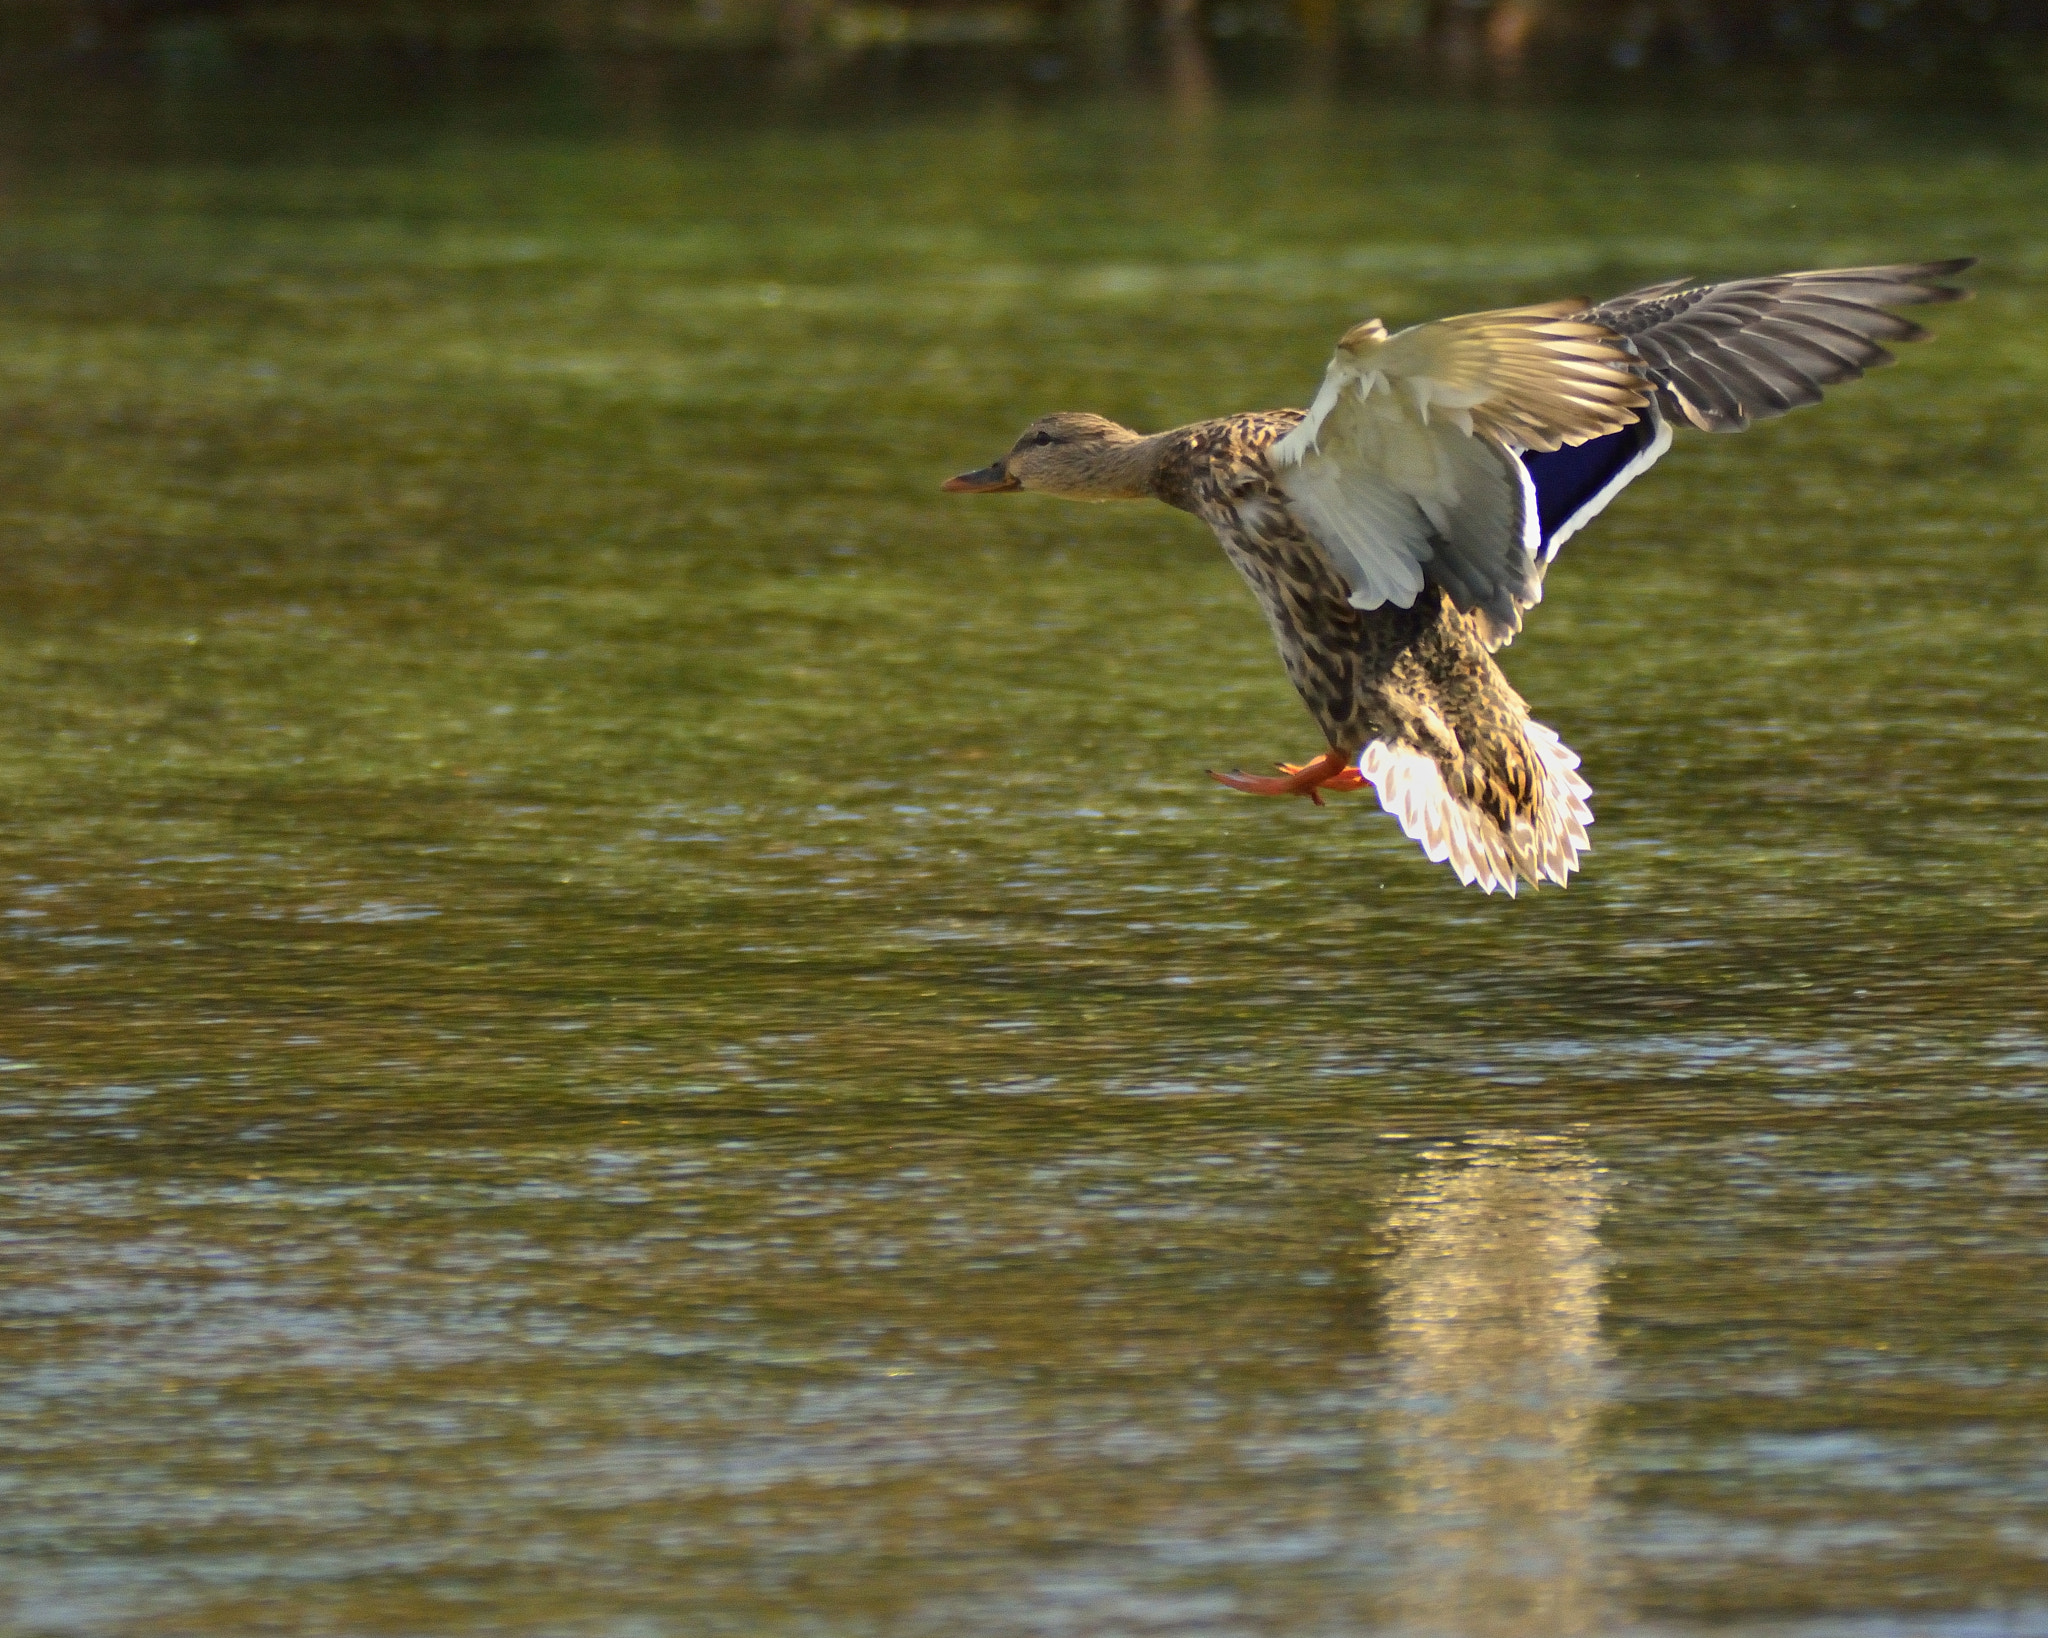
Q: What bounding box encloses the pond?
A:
[0,54,2044,1636]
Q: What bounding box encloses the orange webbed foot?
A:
[1207,750,1366,807]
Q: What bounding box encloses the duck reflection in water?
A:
[1379,1133,1615,1636]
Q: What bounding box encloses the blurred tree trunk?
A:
[1161,0,1217,121]
[776,0,840,80]
[1082,0,1132,84]
[553,0,600,47]
[1438,0,1483,80]
[1298,0,1340,94]
[1485,0,1536,71]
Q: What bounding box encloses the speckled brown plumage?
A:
[942,259,1968,892]
[1152,409,1547,843]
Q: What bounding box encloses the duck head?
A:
[943,412,1156,502]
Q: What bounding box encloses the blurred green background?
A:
[1,9,2045,1638]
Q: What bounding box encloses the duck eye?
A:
[1032,431,1055,447]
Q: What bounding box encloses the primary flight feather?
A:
[943,259,1973,895]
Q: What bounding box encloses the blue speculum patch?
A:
[1521,415,1661,553]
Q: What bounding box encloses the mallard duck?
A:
[944,259,1972,894]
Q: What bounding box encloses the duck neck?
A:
[1074,429,1176,502]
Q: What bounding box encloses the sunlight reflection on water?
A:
[1383,1136,1614,1637]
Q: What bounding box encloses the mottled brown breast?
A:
[1157,410,1545,834]
[1155,412,1418,756]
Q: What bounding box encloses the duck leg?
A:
[1207,748,1367,807]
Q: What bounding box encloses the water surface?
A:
[1,65,2045,1636]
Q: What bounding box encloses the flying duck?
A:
[944,260,1972,894]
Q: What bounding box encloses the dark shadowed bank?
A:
[3,0,2047,100]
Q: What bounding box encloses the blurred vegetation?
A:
[0,0,2042,82]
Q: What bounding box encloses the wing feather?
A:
[1269,301,1646,640]
[1276,301,1648,462]
[1744,317,1869,377]
[1259,261,1967,645]
[1588,259,1971,432]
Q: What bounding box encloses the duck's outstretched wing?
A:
[1584,259,1974,433]
[1270,301,1646,644]
[1507,259,1975,573]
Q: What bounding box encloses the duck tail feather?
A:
[1359,719,1593,893]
